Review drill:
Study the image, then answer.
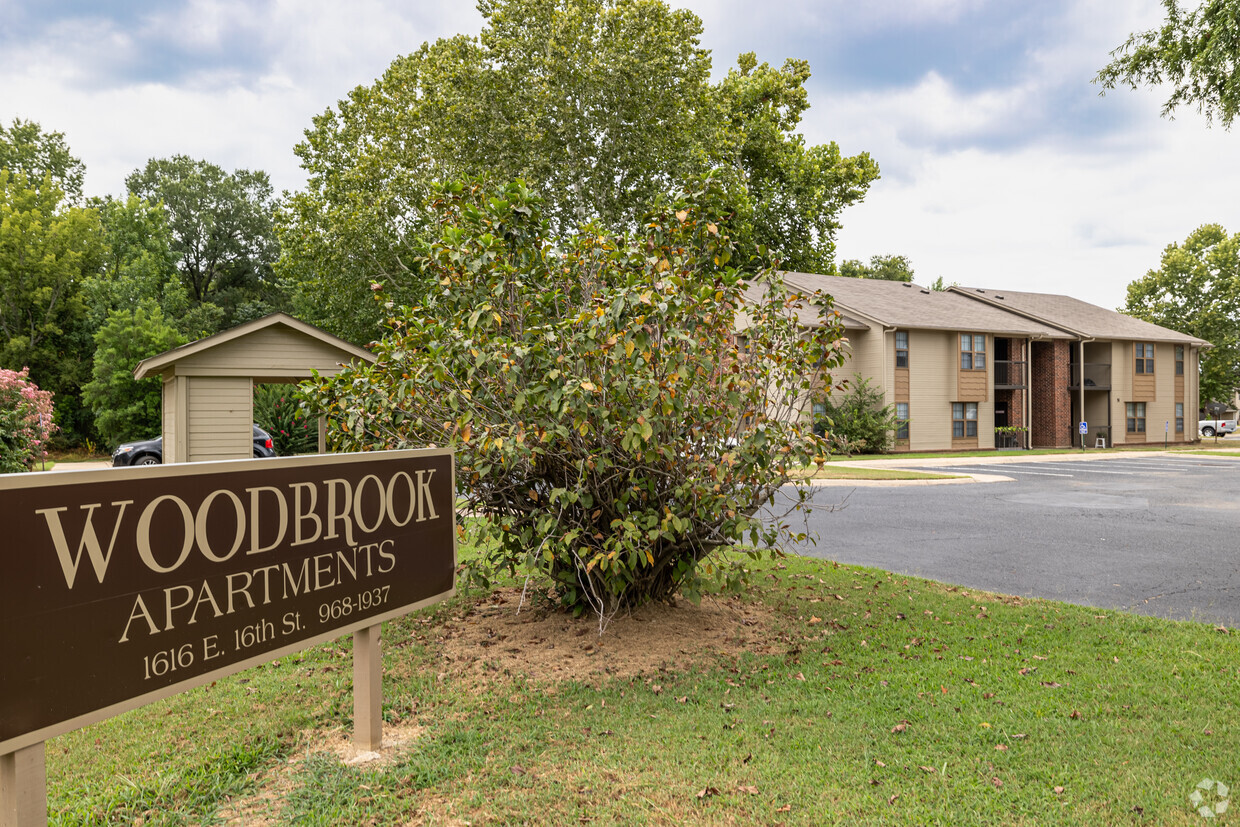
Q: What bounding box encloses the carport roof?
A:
[133,312,375,380]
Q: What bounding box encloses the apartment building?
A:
[774,273,1209,451]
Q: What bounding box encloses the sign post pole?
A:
[0,742,46,827]
[353,625,383,752]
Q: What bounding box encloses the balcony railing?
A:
[994,360,1026,389]
[996,359,1026,389]
[1070,362,1112,390]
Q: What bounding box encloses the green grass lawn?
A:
[798,465,960,481]
[831,445,1213,462]
[44,552,1240,825]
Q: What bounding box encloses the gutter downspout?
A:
[1078,338,1094,448]
[1026,335,1046,449]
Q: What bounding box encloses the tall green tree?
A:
[838,254,915,282]
[82,302,185,448]
[82,195,187,332]
[715,53,879,275]
[304,177,843,614]
[0,170,105,441]
[277,0,877,343]
[0,119,85,202]
[1123,223,1240,403]
[1096,0,1240,128]
[126,156,282,335]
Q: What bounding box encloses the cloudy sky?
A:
[1,0,1233,310]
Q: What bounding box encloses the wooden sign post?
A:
[0,449,455,824]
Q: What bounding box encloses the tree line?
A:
[3,0,1239,457]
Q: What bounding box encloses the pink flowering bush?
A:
[0,368,57,472]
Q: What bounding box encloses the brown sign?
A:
[0,449,455,754]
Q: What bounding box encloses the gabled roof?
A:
[134,313,375,380]
[740,283,870,330]
[950,287,1211,347]
[781,272,1074,338]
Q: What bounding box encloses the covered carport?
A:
[133,312,375,462]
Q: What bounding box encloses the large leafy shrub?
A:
[0,367,57,472]
[254,384,318,456]
[814,374,898,455]
[303,178,844,615]
[82,301,184,448]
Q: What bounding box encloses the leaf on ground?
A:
[1069,709,1082,719]
[696,786,720,800]
[888,794,899,805]
[991,776,1003,788]
[1054,786,1065,794]
[875,759,887,767]
[737,785,759,795]
[995,744,1008,751]
[775,804,791,812]
[919,765,937,774]
[795,672,806,681]
[891,723,907,734]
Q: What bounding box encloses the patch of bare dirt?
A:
[432,587,782,686]
[219,721,426,826]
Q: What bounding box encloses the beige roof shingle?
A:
[780,272,1073,338]
[951,287,1210,347]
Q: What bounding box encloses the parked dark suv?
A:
[112,425,276,466]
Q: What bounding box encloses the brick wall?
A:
[1031,340,1072,448]
[993,338,1026,447]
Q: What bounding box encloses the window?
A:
[1135,343,1154,374]
[960,333,986,370]
[895,402,909,439]
[1176,345,1184,375]
[895,331,909,368]
[1126,402,1146,433]
[1176,402,1184,433]
[952,402,978,438]
[811,401,827,436]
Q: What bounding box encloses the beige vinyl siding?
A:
[162,378,176,461]
[186,377,252,461]
[171,327,358,380]
[1132,341,1156,401]
[825,324,885,402]
[1111,342,1132,445]
[907,330,955,450]
[955,333,989,403]
[1084,393,1110,446]
[957,369,988,402]
[978,390,994,448]
[832,329,859,381]
[852,326,886,390]
[895,369,909,398]
[1146,343,1177,442]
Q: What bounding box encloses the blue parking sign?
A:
[1078,421,1088,434]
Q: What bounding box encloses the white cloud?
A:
[0,1,483,196]
[1,0,1233,319]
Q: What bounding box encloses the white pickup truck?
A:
[1199,418,1238,437]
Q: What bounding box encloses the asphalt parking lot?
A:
[791,452,1240,626]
